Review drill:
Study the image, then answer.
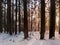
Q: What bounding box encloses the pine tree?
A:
[23,0,28,39]
[40,0,45,39]
[0,0,3,33]
[7,0,12,35]
[49,0,56,39]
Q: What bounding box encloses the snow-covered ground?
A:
[0,31,60,45]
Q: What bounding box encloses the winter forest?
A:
[0,0,60,45]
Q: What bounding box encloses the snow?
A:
[0,31,60,45]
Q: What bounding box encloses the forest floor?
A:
[0,31,60,45]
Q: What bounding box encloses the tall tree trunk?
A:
[7,0,12,35]
[59,0,60,34]
[19,0,21,33]
[15,0,17,34]
[40,0,45,39]
[4,4,7,33]
[0,0,3,33]
[4,0,7,33]
[23,0,28,39]
[11,1,14,34]
[49,0,56,39]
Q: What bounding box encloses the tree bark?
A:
[23,0,28,39]
[15,0,17,34]
[40,0,45,39]
[3,0,7,33]
[0,0,3,33]
[49,0,56,39]
[4,4,7,33]
[7,0,12,35]
[11,1,14,34]
[19,0,21,33]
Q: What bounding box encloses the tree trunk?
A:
[15,0,17,34]
[23,0,28,39]
[3,0,7,33]
[19,0,21,33]
[49,0,56,39]
[7,0,12,35]
[11,2,14,34]
[40,0,45,39]
[0,0,3,33]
